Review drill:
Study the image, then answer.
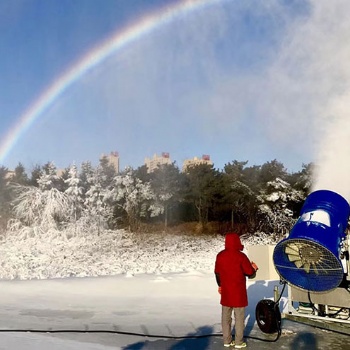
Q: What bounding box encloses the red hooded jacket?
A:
[214,233,255,307]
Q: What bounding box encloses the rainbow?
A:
[0,0,223,165]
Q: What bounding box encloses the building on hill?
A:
[182,154,213,172]
[144,152,171,173]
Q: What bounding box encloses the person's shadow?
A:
[290,332,318,350]
[122,325,214,350]
[122,341,145,350]
[169,325,213,350]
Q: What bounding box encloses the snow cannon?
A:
[273,190,350,292]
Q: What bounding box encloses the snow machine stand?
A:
[256,190,350,336]
[256,190,350,335]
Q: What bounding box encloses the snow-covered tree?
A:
[112,168,154,231]
[37,162,60,190]
[82,165,112,234]
[79,161,94,196]
[99,155,117,189]
[291,162,314,192]
[0,166,12,233]
[64,163,83,223]
[9,184,70,236]
[8,162,71,236]
[258,177,305,239]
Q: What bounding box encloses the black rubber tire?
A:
[255,299,281,334]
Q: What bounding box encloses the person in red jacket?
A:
[215,233,258,348]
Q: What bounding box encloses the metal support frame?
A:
[283,284,350,335]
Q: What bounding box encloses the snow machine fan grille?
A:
[273,238,344,292]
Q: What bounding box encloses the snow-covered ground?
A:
[0,229,228,280]
[0,229,277,280]
[0,230,349,349]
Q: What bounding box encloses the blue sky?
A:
[1,0,349,175]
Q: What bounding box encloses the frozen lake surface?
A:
[0,273,349,349]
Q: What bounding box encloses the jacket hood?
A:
[225,233,244,251]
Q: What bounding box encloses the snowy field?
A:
[0,229,228,280]
[0,229,280,280]
[0,230,349,349]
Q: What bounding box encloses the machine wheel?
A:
[255,299,281,334]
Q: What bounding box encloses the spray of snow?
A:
[312,93,350,201]
[262,0,350,200]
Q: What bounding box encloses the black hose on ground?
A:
[0,327,281,342]
[0,328,220,338]
[0,283,287,342]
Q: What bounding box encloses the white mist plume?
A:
[312,93,350,201]
[258,0,350,200]
[296,0,350,201]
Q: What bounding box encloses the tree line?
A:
[0,158,314,237]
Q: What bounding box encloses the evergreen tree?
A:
[0,166,12,231]
[64,163,83,223]
[11,163,29,185]
[134,165,151,183]
[57,167,70,192]
[183,164,220,226]
[111,168,154,231]
[223,160,255,229]
[99,155,117,189]
[29,164,42,187]
[259,159,287,186]
[149,163,182,228]
[83,165,109,233]
[79,161,95,198]
[287,162,314,193]
[258,177,304,238]
[37,162,60,190]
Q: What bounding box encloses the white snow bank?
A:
[0,229,277,280]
